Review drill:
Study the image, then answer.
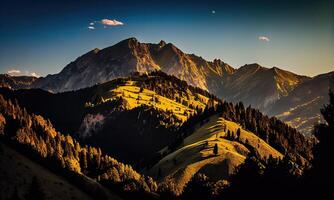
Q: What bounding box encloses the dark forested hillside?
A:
[0,94,158,199]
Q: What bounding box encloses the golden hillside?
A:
[89,79,217,123]
[147,115,283,195]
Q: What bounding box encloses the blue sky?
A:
[0,0,333,77]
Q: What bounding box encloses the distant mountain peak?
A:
[270,66,286,74]
[158,40,167,46]
[242,63,263,69]
[123,37,138,43]
[236,63,261,73]
[32,38,234,93]
[113,37,140,49]
[218,62,313,113]
[93,48,100,54]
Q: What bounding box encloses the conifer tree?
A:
[236,128,241,140]
[213,143,219,155]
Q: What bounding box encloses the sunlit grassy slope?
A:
[147,115,283,195]
[92,80,215,122]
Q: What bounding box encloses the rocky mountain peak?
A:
[31,38,233,93]
[213,58,223,65]
[270,66,283,75]
[93,48,100,54]
[158,40,167,47]
[241,63,263,70]
[123,37,139,44]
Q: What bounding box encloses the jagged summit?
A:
[92,48,100,53]
[32,38,235,93]
[158,40,166,46]
[239,63,264,70]
[121,37,138,43]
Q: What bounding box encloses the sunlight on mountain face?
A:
[86,80,218,122]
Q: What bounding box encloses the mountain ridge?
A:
[32,37,234,93]
[0,38,332,135]
[218,63,311,111]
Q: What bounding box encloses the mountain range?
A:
[32,38,234,93]
[2,38,332,136]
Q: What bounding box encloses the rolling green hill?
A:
[147,115,282,195]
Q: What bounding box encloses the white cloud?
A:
[87,19,123,30]
[258,36,270,42]
[101,19,124,26]
[6,69,40,77]
[30,72,40,77]
[7,69,21,75]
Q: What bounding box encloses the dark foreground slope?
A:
[0,95,158,200]
[0,142,96,200]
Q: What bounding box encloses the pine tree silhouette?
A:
[213,143,218,155]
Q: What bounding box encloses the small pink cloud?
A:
[101,19,124,26]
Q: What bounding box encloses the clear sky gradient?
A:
[0,0,333,77]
